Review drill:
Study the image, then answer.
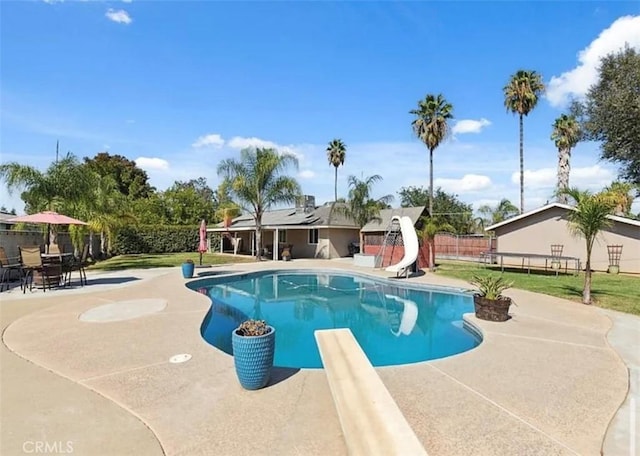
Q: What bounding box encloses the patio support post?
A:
[220,234,224,253]
[273,229,279,261]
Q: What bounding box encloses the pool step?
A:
[314,328,428,456]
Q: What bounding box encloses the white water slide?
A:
[385,215,419,278]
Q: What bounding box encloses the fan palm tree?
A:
[217,148,302,260]
[410,94,454,217]
[551,114,581,203]
[326,138,346,202]
[560,188,615,305]
[339,174,393,253]
[503,70,545,213]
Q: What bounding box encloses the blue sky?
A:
[1,1,639,215]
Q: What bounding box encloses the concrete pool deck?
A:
[0,259,636,455]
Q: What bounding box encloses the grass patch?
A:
[88,253,255,271]
[435,260,640,316]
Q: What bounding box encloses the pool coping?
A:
[0,259,633,455]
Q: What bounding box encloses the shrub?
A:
[112,225,221,255]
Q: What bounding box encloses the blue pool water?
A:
[195,271,479,368]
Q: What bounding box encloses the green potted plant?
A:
[181,258,195,278]
[231,319,276,390]
[469,274,514,322]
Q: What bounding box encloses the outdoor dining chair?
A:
[19,246,51,293]
[64,244,89,287]
[0,247,23,292]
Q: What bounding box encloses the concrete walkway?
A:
[0,260,635,455]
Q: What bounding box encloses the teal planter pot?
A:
[232,326,275,390]
[181,262,195,278]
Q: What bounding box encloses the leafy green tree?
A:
[478,198,519,226]
[398,186,474,234]
[326,138,346,202]
[597,181,638,217]
[572,47,640,185]
[503,70,545,213]
[551,114,581,203]
[162,178,217,225]
[83,152,155,199]
[217,148,301,260]
[410,94,454,218]
[339,174,393,253]
[560,188,615,305]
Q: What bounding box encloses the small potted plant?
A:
[181,258,195,278]
[231,319,276,390]
[469,274,514,322]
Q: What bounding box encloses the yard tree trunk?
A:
[100,231,107,259]
[557,147,571,204]
[519,113,524,214]
[583,244,593,305]
[429,147,434,218]
[334,166,338,202]
[254,218,262,261]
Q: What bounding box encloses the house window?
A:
[278,230,287,243]
[308,228,319,245]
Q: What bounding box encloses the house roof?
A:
[0,212,18,226]
[485,202,640,231]
[210,202,360,231]
[360,206,426,233]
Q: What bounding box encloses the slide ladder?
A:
[375,218,402,268]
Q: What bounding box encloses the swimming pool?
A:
[194,270,480,368]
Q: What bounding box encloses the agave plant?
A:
[470,274,513,300]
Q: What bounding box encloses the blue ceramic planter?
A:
[181,262,194,278]
[231,326,275,390]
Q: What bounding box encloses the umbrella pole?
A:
[199,251,203,266]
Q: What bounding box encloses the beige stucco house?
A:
[486,203,640,274]
[207,197,361,260]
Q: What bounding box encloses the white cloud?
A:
[434,174,492,193]
[299,170,315,179]
[512,165,614,189]
[452,118,491,135]
[192,133,225,148]
[135,157,169,171]
[546,15,640,107]
[42,0,64,4]
[227,136,304,161]
[122,0,133,3]
[105,8,132,25]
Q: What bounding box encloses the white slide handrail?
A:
[385,215,419,277]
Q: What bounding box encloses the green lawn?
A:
[88,253,255,271]
[435,260,640,316]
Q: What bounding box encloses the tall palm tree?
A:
[217,147,302,260]
[326,138,346,202]
[339,174,394,253]
[551,114,581,203]
[410,94,454,218]
[503,70,545,213]
[561,187,615,305]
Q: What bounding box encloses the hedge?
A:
[112,225,220,255]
